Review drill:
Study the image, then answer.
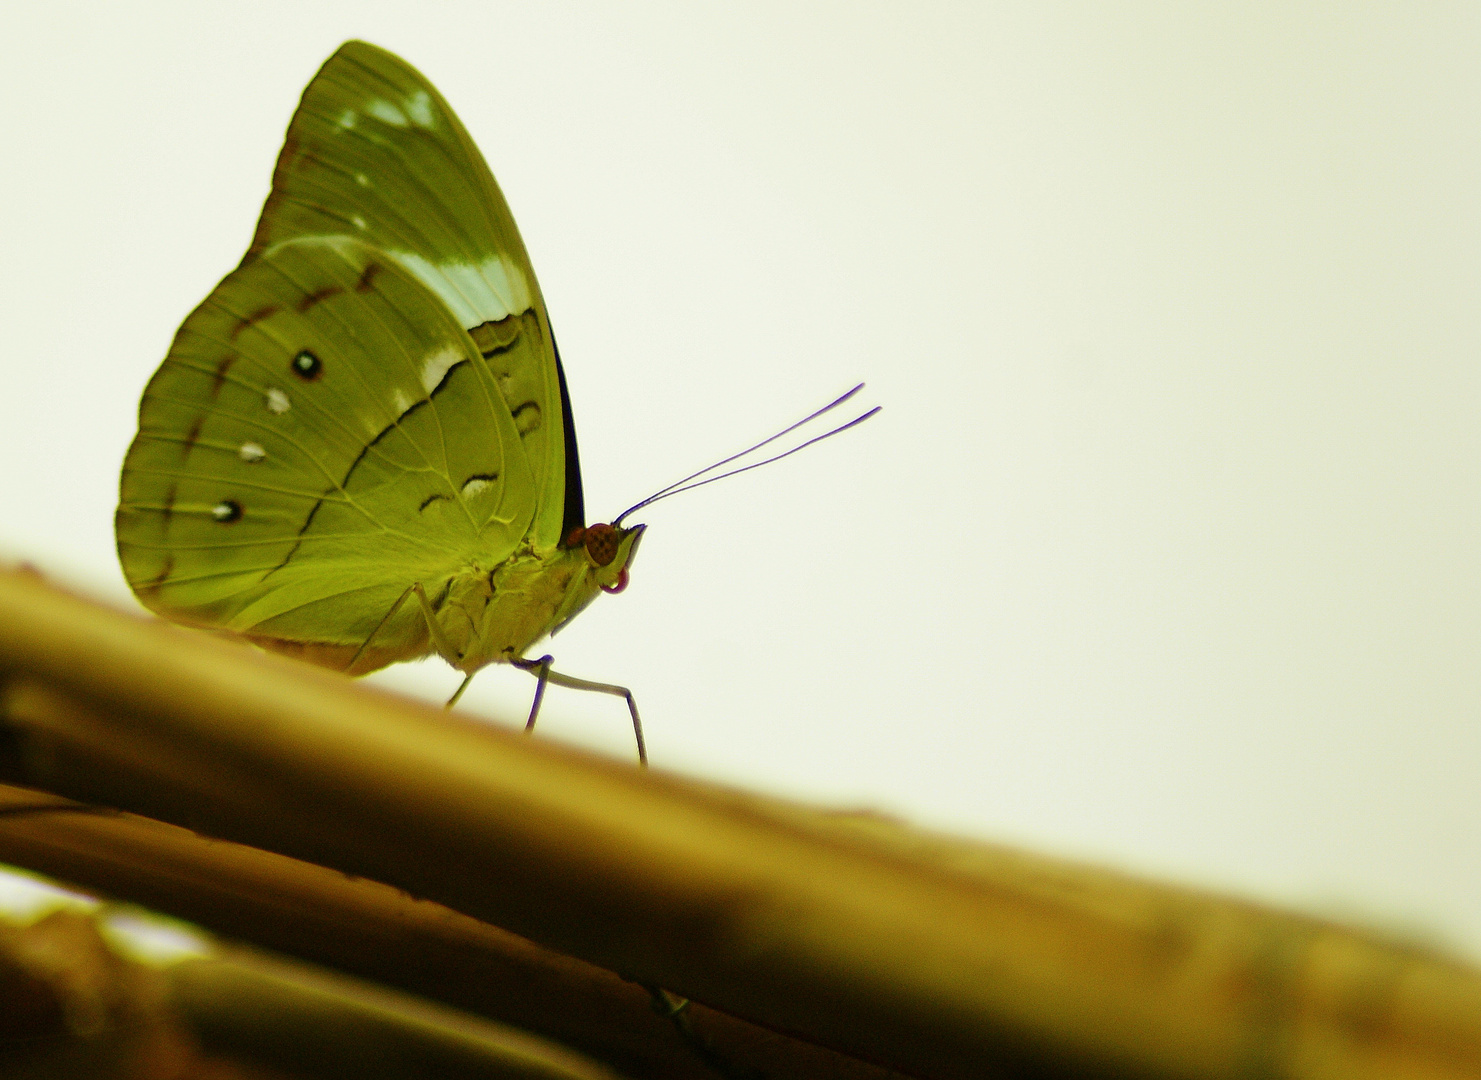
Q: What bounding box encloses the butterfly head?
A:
[566,522,645,595]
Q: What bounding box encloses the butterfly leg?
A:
[346,583,417,674]
[511,656,648,768]
[407,584,475,708]
[445,673,476,708]
[513,655,553,735]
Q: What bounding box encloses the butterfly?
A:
[117,42,876,766]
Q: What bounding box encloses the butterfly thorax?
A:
[437,523,644,674]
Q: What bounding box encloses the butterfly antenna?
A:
[615,385,879,525]
[631,384,865,505]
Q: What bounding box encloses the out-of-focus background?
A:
[2,4,1478,956]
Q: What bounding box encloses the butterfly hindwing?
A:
[116,235,539,654]
[243,40,571,549]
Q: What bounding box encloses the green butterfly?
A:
[117,41,875,766]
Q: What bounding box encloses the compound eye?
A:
[583,523,618,567]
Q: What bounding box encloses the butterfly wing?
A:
[117,236,538,665]
[244,39,578,547]
[119,41,589,669]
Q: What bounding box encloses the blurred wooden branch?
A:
[0,906,624,1080]
[166,944,629,1080]
[0,566,1479,1080]
[0,782,900,1080]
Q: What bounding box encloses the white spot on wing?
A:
[335,109,357,130]
[406,90,434,128]
[238,442,266,463]
[391,389,412,415]
[461,478,493,498]
[391,251,533,328]
[265,388,290,414]
[366,98,408,126]
[355,172,369,186]
[351,215,367,230]
[421,346,461,394]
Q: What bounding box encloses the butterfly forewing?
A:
[117,236,538,653]
[242,40,570,549]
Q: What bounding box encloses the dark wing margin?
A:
[553,330,585,543]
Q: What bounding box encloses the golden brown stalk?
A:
[1,566,1479,1079]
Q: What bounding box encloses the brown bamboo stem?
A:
[0,904,621,1080]
[165,946,628,1080]
[0,782,906,1080]
[1,567,1479,1079]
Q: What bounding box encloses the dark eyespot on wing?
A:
[161,484,176,529]
[291,349,323,380]
[231,304,281,340]
[297,284,343,312]
[355,262,383,293]
[419,492,449,512]
[212,500,243,524]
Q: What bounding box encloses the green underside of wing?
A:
[245,39,570,551]
[118,41,584,660]
[117,236,539,645]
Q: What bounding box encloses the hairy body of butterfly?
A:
[116,41,644,749]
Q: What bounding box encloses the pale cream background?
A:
[2,4,1478,956]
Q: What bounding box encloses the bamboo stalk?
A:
[0,903,622,1080]
[166,945,628,1080]
[0,783,906,1080]
[1,567,1479,1079]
